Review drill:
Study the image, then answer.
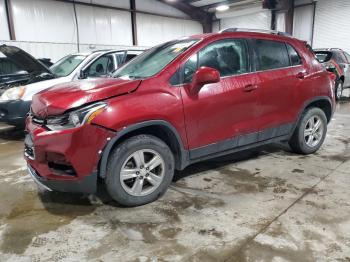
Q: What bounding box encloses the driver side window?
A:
[170,39,249,86]
[86,55,114,77]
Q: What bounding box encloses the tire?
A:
[335,80,344,101]
[289,107,327,155]
[105,134,174,207]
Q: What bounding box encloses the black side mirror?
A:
[79,69,87,79]
[326,63,336,73]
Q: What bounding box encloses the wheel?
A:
[289,107,327,155]
[335,80,344,101]
[105,134,174,207]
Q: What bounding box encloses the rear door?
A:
[253,39,304,139]
[177,38,261,157]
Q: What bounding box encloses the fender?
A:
[98,120,190,178]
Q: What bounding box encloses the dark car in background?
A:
[315,48,350,100]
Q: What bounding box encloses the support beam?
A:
[285,0,294,34]
[130,0,138,46]
[72,1,80,52]
[158,0,213,33]
[4,0,15,40]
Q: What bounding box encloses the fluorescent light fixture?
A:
[216,5,229,11]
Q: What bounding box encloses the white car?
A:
[0,47,143,127]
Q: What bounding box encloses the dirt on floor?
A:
[1,95,350,261]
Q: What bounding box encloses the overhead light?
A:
[216,5,229,12]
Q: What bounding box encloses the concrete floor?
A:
[1,96,350,262]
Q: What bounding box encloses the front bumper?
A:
[0,100,31,126]
[27,164,98,193]
[24,118,115,193]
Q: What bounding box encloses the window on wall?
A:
[254,39,290,71]
[286,44,302,66]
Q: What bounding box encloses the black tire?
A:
[335,80,344,101]
[289,107,327,155]
[105,134,174,207]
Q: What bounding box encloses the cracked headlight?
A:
[0,86,25,101]
[46,102,107,131]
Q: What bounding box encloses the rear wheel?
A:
[105,135,174,206]
[289,107,327,154]
[335,80,344,101]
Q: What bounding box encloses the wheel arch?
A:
[301,96,333,123]
[98,120,189,178]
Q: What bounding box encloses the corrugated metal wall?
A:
[313,0,350,52]
[0,0,202,62]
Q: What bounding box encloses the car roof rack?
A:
[219,28,292,37]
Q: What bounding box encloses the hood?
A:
[31,77,141,117]
[0,45,53,75]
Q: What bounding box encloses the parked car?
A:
[315,48,350,100]
[25,29,335,206]
[0,46,143,127]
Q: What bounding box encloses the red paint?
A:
[26,31,335,185]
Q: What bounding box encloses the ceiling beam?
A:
[199,0,247,11]
[158,0,213,33]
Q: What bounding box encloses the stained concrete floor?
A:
[1,96,350,262]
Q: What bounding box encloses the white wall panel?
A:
[220,10,271,30]
[313,0,350,53]
[293,5,314,44]
[11,0,77,43]
[76,5,132,46]
[136,0,189,18]
[0,0,10,40]
[276,12,286,32]
[75,0,130,9]
[136,14,202,46]
[0,40,78,62]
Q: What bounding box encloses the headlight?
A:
[46,102,107,131]
[0,86,25,101]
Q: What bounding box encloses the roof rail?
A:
[219,28,292,37]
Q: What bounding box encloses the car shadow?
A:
[0,126,24,141]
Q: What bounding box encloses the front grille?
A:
[32,116,45,125]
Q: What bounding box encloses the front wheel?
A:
[105,135,174,207]
[335,80,344,101]
[289,108,327,154]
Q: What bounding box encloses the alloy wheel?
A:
[119,149,165,197]
[304,115,324,148]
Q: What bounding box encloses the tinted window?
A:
[334,51,347,64]
[315,51,332,63]
[0,58,26,75]
[254,39,290,70]
[286,44,302,66]
[198,39,249,77]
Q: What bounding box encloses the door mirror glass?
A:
[189,66,220,95]
[79,69,87,79]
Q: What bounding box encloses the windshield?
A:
[113,39,197,79]
[50,55,87,77]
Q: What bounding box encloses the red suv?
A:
[25,29,335,206]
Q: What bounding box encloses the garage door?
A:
[313,0,350,52]
[219,8,271,31]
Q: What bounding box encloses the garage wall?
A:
[313,0,350,52]
[0,0,10,40]
[293,4,314,44]
[0,0,203,62]
[136,14,202,46]
[217,5,271,31]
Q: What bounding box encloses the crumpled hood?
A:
[31,78,141,117]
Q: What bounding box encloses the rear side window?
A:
[254,39,290,71]
[334,51,348,64]
[345,52,350,63]
[286,44,302,66]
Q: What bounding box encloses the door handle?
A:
[297,71,307,79]
[243,84,258,92]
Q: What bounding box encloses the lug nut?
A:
[136,171,140,175]
[146,167,149,171]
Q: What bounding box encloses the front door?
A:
[178,39,261,158]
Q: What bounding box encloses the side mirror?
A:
[79,69,87,79]
[188,66,220,95]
